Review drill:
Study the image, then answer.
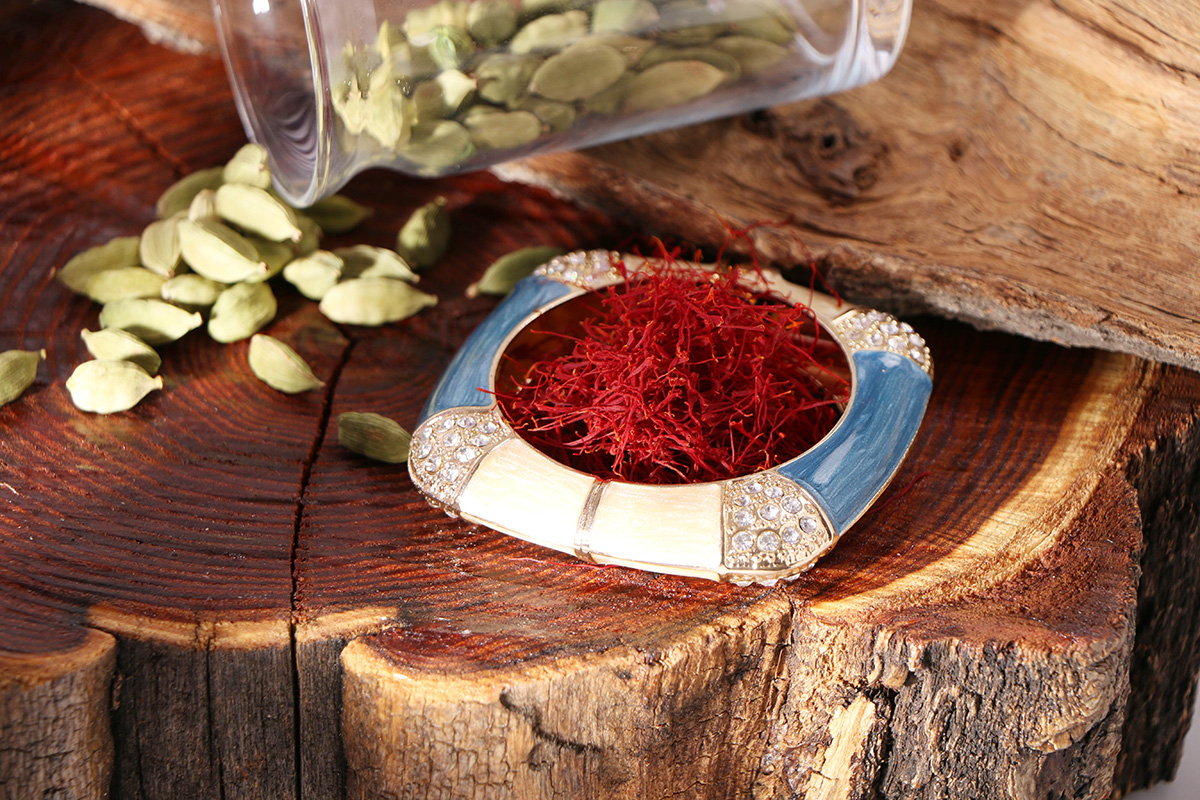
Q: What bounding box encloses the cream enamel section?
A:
[457,437,595,554]
[587,482,725,579]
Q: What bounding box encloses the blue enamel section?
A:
[421,275,574,421]
[778,350,931,533]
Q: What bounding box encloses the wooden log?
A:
[2,4,1200,799]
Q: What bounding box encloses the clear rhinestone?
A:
[470,434,490,447]
[880,320,900,335]
[744,480,763,494]
[759,504,781,522]
[732,531,755,551]
[867,311,885,322]
[455,446,479,463]
[566,252,586,264]
[733,509,755,528]
[439,418,456,430]
[781,525,800,545]
[910,348,927,364]
[441,464,461,481]
[423,455,443,473]
[562,269,579,281]
[758,531,781,552]
[908,333,924,347]
[415,441,433,459]
[799,516,820,535]
[764,485,783,499]
[852,315,871,330]
[887,335,906,351]
[867,332,884,347]
[458,416,477,429]
[899,322,914,334]
[781,495,804,514]
[443,430,462,447]
[732,494,752,507]
[480,420,499,435]
[416,426,432,443]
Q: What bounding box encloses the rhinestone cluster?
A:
[408,406,511,510]
[832,309,932,376]
[534,250,623,290]
[722,472,832,573]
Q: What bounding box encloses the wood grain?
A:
[2,3,1200,799]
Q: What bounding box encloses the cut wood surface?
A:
[3,4,1200,800]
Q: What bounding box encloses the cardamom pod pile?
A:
[333,0,801,172]
[47,144,443,414]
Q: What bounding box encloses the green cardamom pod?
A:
[467,246,567,297]
[178,218,270,284]
[66,360,163,414]
[467,0,518,44]
[640,45,741,77]
[398,122,475,173]
[336,245,419,282]
[579,33,653,66]
[188,188,219,221]
[214,183,303,243]
[248,334,324,394]
[591,0,659,34]
[582,72,634,115]
[428,25,475,71]
[337,411,411,463]
[57,236,141,294]
[80,329,161,375]
[0,349,45,406]
[245,235,294,283]
[222,143,272,189]
[303,195,373,235]
[283,251,344,300]
[730,15,794,44]
[295,214,323,257]
[84,267,167,305]
[319,278,437,326]
[710,35,789,75]
[396,197,451,269]
[138,216,184,277]
[412,70,477,122]
[208,282,278,344]
[623,60,727,111]
[405,0,469,40]
[155,167,224,218]
[512,96,577,132]
[474,53,543,107]
[99,299,203,345]
[160,274,225,312]
[509,10,589,54]
[364,83,414,149]
[529,43,626,101]
[333,73,370,135]
[465,110,544,150]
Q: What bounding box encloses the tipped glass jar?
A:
[212,0,912,205]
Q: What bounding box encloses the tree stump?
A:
[3,4,1200,800]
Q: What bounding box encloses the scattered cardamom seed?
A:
[222,143,272,189]
[214,183,303,243]
[467,245,567,297]
[84,267,167,305]
[337,411,412,463]
[98,299,203,345]
[0,349,45,406]
[623,60,727,111]
[80,329,161,375]
[160,274,225,312]
[336,245,419,282]
[56,236,141,295]
[208,282,278,344]
[248,334,324,394]
[303,195,373,235]
[155,167,224,218]
[178,218,269,284]
[66,360,163,414]
[396,197,451,269]
[319,278,438,326]
[283,251,344,300]
[465,110,544,150]
[529,43,626,101]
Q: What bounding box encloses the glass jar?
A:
[212,0,912,205]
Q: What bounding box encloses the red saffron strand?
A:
[498,248,851,485]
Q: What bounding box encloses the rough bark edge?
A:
[0,628,116,800]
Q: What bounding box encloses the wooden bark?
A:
[2,4,1200,800]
